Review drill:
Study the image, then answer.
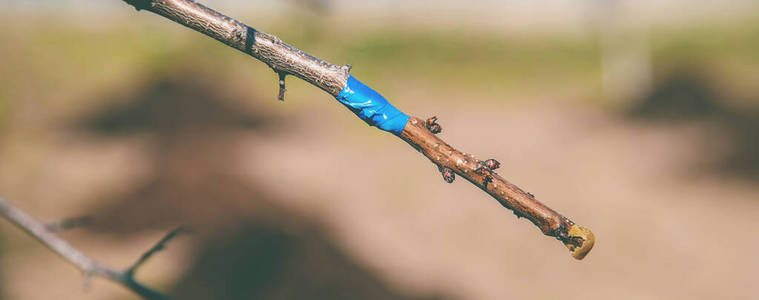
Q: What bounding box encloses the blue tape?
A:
[336,75,410,135]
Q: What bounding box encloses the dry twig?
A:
[0,196,177,300]
[120,0,594,259]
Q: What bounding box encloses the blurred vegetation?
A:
[1,13,758,112]
[333,30,601,92]
[651,18,759,68]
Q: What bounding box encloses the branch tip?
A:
[563,225,595,260]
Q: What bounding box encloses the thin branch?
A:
[126,227,187,278]
[0,196,175,300]
[120,0,594,259]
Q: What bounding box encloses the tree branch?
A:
[120,0,594,259]
[0,196,175,300]
[126,227,187,278]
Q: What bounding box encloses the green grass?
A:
[337,30,601,86]
[1,13,758,108]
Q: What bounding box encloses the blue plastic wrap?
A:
[336,75,410,135]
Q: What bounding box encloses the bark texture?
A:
[129,0,348,96]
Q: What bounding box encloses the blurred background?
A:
[1,0,758,299]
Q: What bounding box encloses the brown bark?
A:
[125,0,347,97]
[121,0,594,259]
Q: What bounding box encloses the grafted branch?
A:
[0,196,176,300]
[121,0,594,259]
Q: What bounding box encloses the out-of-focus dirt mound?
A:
[2,69,759,300]
[629,70,759,180]
[73,72,451,300]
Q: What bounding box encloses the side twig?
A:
[126,227,187,278]
[120,0,594,259]
[0,196,176,300]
